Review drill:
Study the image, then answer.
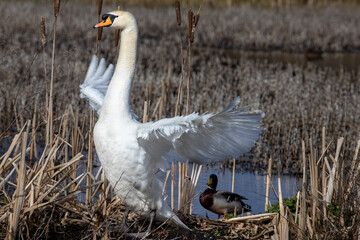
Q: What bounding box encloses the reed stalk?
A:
[96,0,103,52]
[142,100,149,123]
[47,0,60,148]
[29,98,38,164]
[70,110,80,191]
[265,157,273,212]
[0,124,26,175]
[7,121,31,240]
[231,158,235,192]
[162,170,171,196]
[171,162,174,210]
[86,110,94,205]
[115,29,120,47]
[174,0,184,116]
[299,140,307,238]
[177,162,182,210]
[185,10,193,115]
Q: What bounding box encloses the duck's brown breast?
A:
[200,189,214,210]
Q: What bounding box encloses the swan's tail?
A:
[80,55,113,115]
[157,205,191,231]
[167,213,191,231]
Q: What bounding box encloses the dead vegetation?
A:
[0,1,360,239]
[1,2,359,173]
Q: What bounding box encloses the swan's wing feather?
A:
[80,55,114,114]
[220,96,241,113]
[83,55,98,84]
[137,98,264,170]
[80,86,104,113]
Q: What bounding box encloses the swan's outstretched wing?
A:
[80,55,114,114]
[137,97,264,171]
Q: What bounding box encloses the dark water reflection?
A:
[209,48,360,72]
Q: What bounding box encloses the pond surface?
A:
[209,48,360,72]
[244,51,360,72]
[164,164,300,219]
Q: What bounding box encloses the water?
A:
[207,48,360,72]
[244,51,360,72]
[164,164,299,219]
[82,159,300,219]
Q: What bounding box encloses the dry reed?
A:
[2,3,359,173]
[1,1,360,239]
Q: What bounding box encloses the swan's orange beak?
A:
[94,17,112,28]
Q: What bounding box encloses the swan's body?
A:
[80,10,264,235]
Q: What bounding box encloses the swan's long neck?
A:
[100,23,138,120]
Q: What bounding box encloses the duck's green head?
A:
[207,174,218,190]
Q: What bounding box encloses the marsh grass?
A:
[1,3,360,171]
[1,1,360,239]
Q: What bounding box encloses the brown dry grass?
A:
[1,2,359,173]
[0,1,360,239]
[0,3,360,172]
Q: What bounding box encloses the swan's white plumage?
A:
[80,55,114,114]
[137,98,265,168]
[80,10,264,231]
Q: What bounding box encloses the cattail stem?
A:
[48,0,60,147]
[265,157,273,212]
[96,0,104,53]
[97,28,103,41]
[54,0,60,17]
[186,40,192,115]
[194,12,200,27]
[171,163,174,209]
[187,10,193,39]
[178,162,182,210]
[97,0,103,16]
[40,17,49,147]
[86,110,94,205]
[115,29,120,47]
[232,158,235,192]
[174,3,185,116]
[41,17,46,48]
[175,0,181,26]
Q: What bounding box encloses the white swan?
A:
[80,10,264,237]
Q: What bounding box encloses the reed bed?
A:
[1,2,360,173]
[1,1,360,239]
[265,131,360,239]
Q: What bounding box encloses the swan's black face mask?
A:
[94,14,118,28]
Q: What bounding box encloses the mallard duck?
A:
[80,10,263,238]
[200,174,251,219]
